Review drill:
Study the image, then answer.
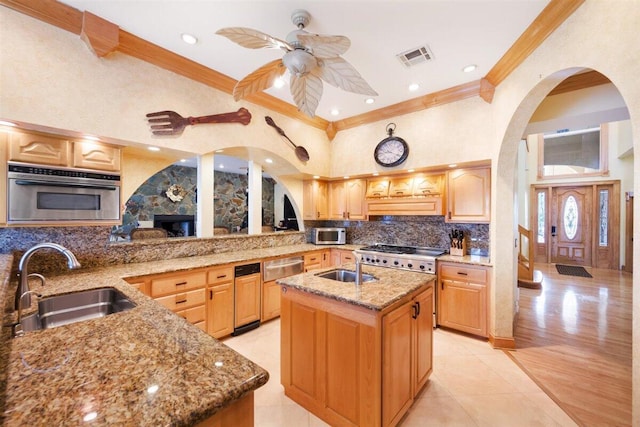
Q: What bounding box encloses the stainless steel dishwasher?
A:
[263,256,305,282]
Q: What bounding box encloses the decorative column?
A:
[197,153,214,238]
[247,160,262,234]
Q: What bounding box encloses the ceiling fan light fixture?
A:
[282,49,317,75]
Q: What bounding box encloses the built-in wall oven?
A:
[7,162,121,223]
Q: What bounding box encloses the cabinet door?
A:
[339,250,355,265]
[304,252,323,272]
[345,179,367,220]
[72,141,121,171]
[382,300,414,427]
[439,279,487,337]
[9,131,69,166]
[329,249,341,267]
[235,273,261,327]
[303,180,329,220]
[446,167,491,223]
[389,177,414,197]
[366,179,390,198]
[414,287,433,392]
[262,280,281,321]
[413,174,443,196]
[207,282,234,338]
[329,181,347,219]
[316,181,329,219]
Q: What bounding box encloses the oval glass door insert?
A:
[563,195,578,239]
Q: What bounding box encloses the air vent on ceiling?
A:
[396,45,434,68]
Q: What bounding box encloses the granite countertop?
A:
[438,254,492,267]
[276,264,436,311]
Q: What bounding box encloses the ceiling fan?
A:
[216,9,378,118]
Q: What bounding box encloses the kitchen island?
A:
[277,265,436,427]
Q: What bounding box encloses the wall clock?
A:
[374,123,409,167]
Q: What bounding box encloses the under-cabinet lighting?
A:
[147,146,160,152]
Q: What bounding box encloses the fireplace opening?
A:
[153,215,195,237]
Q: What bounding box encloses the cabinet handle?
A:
[317,211,320,218]
[216,274,227,279]
[175,281,187,286]
[416,301,421,316]
[209,290,213,299]
[412,303,418,319]
[175,295,187,304]
[457,272,468,276]
[448,211,452,219]
[441,281,445,290]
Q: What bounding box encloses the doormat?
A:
[555,264,592,278]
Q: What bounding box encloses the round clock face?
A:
[374,136,409,167]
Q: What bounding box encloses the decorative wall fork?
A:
[146,107,251,136]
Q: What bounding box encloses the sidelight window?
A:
[599,190,609,246]
[537,192,545,243]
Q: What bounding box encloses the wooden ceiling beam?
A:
[547,70,611,96]
[80,11,119,57]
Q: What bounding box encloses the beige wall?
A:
[1,1,638,423]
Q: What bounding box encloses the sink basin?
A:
[17,287,136,334]
[315,269,377,283]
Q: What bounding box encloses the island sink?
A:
[315,268,377,283]
[17,287,136,334]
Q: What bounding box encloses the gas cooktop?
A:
[355,244,446,274]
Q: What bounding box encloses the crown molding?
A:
[1,0,586,140]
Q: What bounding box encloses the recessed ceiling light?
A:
[372,173,379,176]
[0,120,16,127]
[273,77,285,89]
[462,64,477,73]
[313,175,320,179]
[407,169,415,173]
[181,33,198,45]
[215,149,224,153]
[147,146,160,152]
[344,176,350,179]
[448,163,457,168]
[365,98,375,104]
[265,158,273,164]
[408,83,420,92]
[330,108,340,116]
[83,135,99,141]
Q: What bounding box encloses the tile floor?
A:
[224,319,577,426]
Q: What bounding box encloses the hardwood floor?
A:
[507,263,632,426]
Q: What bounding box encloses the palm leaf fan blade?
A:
[314,57,378,96]
[290,74,323,117]
[296,34,351,58]
[216,27,292,51]
[233,59,287,101]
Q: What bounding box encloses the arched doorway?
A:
[493,68,635,425]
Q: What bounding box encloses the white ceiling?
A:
[60,0,550,121]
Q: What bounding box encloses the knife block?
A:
[449,240,467,257]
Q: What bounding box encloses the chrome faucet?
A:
[352,251,363,286]
[15,243,81,310]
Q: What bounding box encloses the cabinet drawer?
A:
[207,266,234,285]
[150,271,207,297]
[176,304,206,324]
[440,264,487,283]
[155,289,206,311]
[304,253,322,265]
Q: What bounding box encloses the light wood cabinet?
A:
[446,167,490,223]
[0,132,7,225]
[366,179,390,198]
[207,266,235,338]
[364,173,445,216]
[7,129,121,172]
[261,280,281,321]
[412,174,443,197]
[302,180,328,220]
[234,272,261,328]
[438,262,489,337]
[8,130,70,166]
[146,270,208,328]
[382,286,433,426]
[281,281,435,427]
[330,248,355,266]
[194,392,254,427]
[304,250,330,272]
[72,141,121,171]
[329,179,366,220]
[366,197,443,216]
[388,176,413,197]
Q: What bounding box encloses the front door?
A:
[551,186,592,266]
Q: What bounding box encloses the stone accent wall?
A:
[305,216,490,256]
[114,165,275,236]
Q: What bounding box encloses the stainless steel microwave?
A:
[7,162,121,223]
[311,227,346,245]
